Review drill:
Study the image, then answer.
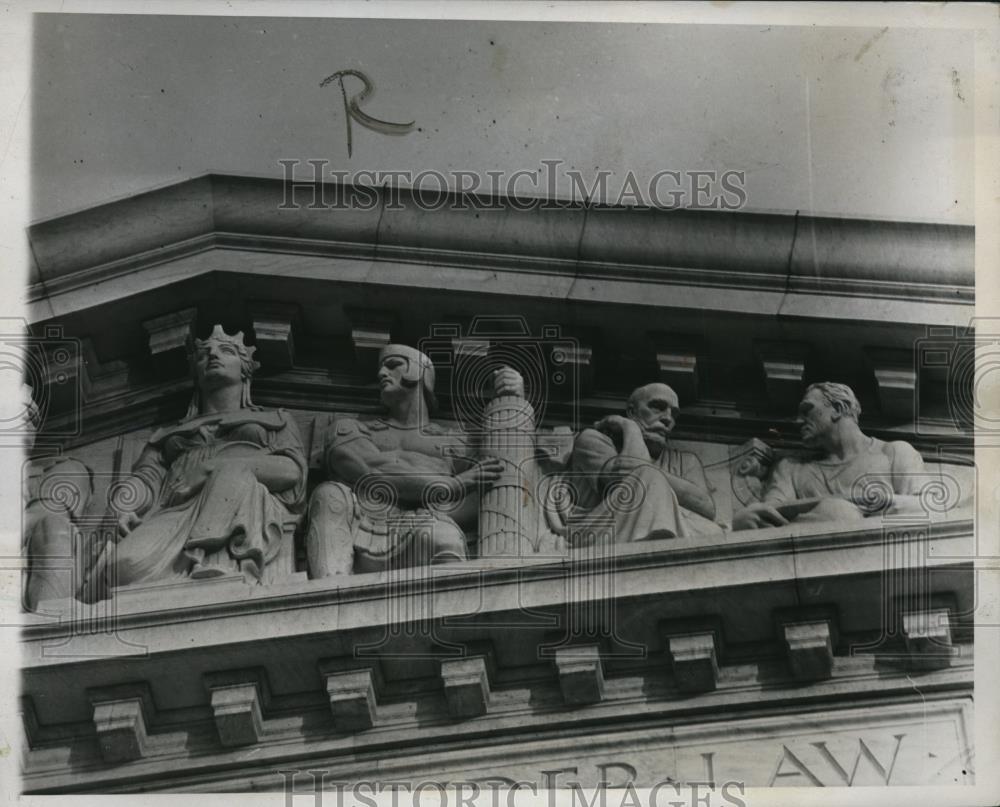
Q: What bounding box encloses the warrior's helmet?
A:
[378,344,437,412]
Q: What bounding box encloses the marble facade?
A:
[18,176,976,792]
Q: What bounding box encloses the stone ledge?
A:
[22,670,973,792]
[27,175,973,317]
[20,517,975,675]
[21,515,974,634]
[18,520,975,731]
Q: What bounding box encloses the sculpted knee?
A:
[809,497,866,523]
[308,482,355,519]
[27,513,74,556]
[306,482,357,578]
[430,522,467,563]
[609,464,674,511]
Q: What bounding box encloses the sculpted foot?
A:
[189,562,228,580]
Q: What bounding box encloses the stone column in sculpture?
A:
[478,374,538,558]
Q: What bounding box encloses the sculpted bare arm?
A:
[881,440,927,514]
[888,440,926,495]
[733,458,794,530]
[327,421,503,506]
[327,432,435,504]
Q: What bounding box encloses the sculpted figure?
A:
[306,345,519,576]
[22,457,93,610]
[733,382,926,530]
[97,326,307,588]
[552,382,723,545]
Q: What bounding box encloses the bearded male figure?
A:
[550,382,722,546]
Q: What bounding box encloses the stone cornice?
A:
[19,520,974,792]
[24,670,971,793]
[22,517,973,654]
[27,174,974,314]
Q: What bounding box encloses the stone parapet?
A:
[20,518,974,791]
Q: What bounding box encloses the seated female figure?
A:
[101,325,306,590]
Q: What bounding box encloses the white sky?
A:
[30,14,975,224]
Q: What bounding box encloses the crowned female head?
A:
[184,325,260,418]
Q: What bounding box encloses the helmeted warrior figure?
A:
[306,344,521,576]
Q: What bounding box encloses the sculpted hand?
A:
[595,415,638,439]
[167,462,213,501]
[213,441,264,460]
[117,511,142,539]
[883,492,921,516]
[171,480,207,501]
[493,366,525,398]
[852,490,894,516]
[455,457,506,495]
[732,502,789,530]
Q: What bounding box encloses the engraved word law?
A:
[477,732,909,789]
[279,731,914,794]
